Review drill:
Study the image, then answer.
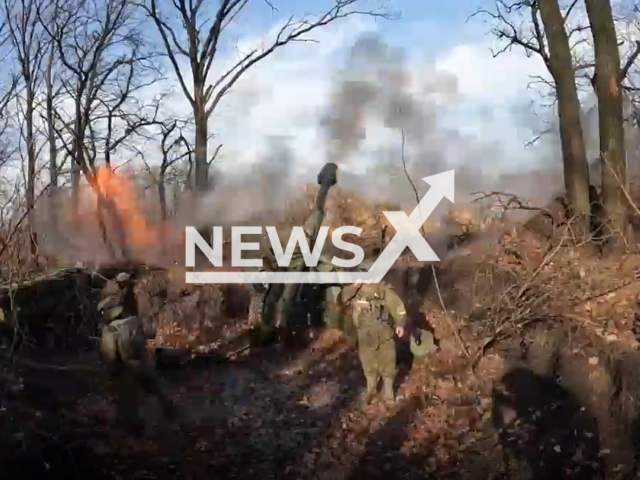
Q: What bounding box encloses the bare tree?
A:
[585,0,629,247]
[138,119,193,220]
[4,0,45,256]
[38,0,157,187]
[44,34,58,194]
[537,0,590,237]
[143,0,390,192]
[38,0,163,258]
[476,0,591,238]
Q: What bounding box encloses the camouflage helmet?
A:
[410,329,438,358]
[115,272,131,283]
[104,306,124,321]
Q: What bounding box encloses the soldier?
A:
[340,265,407,405]
[249,228,335,345]
[247,235,282,345]
[98,271,178,434]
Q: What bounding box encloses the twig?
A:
[0,349,99,372]
[398,127,472,362]
[570,269,640,307]
[515,232,566,300]
[602,154,640,219]
[0,267,90,293]
[473,313,553,368]
[430,264,472,361]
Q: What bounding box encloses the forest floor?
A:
[0,322,509,480]
[3,227,640,480]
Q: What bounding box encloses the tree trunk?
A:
[71,102,83,213]
[46,42,58,195]
[158,171,167,221]
[193,92,211,256]
[584,0,628,248]
[45,49,59,255]
[25,82,37,257]
[538,0,591,239]
[194,99,208,192]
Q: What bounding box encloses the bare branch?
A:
[206,3,390,116]
[620,40,640,81]
[563,0,579,21]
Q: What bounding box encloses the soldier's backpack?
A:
[106,317,147,362]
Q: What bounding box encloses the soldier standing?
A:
[342,275,407,405]
[247,235,284,345]
[98,271,178,434]
[248,231,335,345]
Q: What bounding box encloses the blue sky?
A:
[230,0,493,57]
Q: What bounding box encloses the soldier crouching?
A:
[98,272,178,435]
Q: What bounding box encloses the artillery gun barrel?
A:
[279,163,338,330]
[309,162,338,247]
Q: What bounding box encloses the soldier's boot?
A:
[382,377,395,404]
[364,375,378,405]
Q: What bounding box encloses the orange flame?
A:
[93,167,159,252]
[61,166,162,260]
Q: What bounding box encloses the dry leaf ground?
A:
[3,198,640,479]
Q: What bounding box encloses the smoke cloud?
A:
[34,33,572,267]
[318,33,571,223]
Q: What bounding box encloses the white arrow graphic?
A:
[409,170,455,225]
[185,170,455,284]
[358,170,455,282]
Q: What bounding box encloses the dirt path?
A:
[1,323,614,480]
[0,329,495,479]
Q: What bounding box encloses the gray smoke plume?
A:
[190,136,298,227]
[318,33,492,217]
[319,33,569,225]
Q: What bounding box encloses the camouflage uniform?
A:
[250,162,338,343]
[342,280,407,404]
[249,215,332,343]
[98,272,176,433]
[315,260,358,341]
[277,212,325,333]
[247,237,282,344]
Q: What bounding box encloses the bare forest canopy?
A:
[1,19,582,269]
[0,0,638,272]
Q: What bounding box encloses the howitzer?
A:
[310,162,338,241]
[278,162,338,334]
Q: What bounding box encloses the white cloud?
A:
[433,40,557,171]
[148,15,378,175]
[436,42,549,106]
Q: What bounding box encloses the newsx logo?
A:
[184,170,455,284]
[186,224,366,269]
